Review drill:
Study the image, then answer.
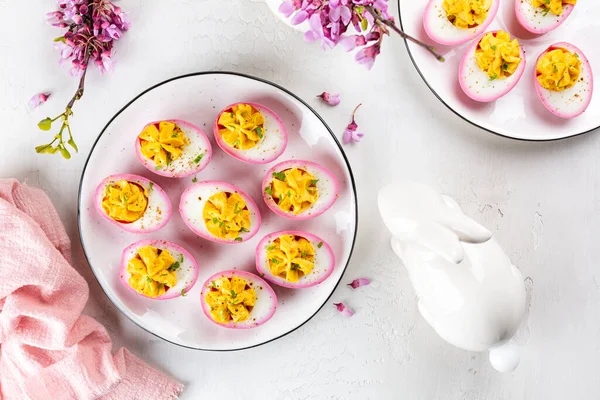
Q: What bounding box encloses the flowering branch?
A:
[36,0,130,159]
[279,0,444,69]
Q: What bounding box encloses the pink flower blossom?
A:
[317,92,341,106]
[347,278,370,289]
[29,93,50,109]
[355,43,380,70]
[343,103,364,144]
[334,302,354,317]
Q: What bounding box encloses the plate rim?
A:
[397,0,600,142]
[77,70,359,352]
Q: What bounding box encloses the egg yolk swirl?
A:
[443,0,491,29]
[206,276,257,323]
[217,104,265,150]
[532,0,576,16]
[536,48,581,92]
[101,180,148,223]
[267,235,316,282]
[202,192,251,240]
[127,246,179,298]
[475,31,522,80]
[139,121,190,167]
[268,168,318,215]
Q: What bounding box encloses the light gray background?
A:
[1,0,598,399]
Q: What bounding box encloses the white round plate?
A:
[78,72,358,351]
[398,0,600,141]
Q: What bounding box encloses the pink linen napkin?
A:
[0,179,184,400]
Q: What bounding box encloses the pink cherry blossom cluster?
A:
[46,0,130,76]
[279,0,443,69]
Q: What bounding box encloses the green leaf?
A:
[272,171,286,181]
[59,146,71,159]
[37,118,53,131]
[35,144,52,154]
[53,36,65,43]
[194,153,204,164]
[67,137,78,152]
[361,17,368,31]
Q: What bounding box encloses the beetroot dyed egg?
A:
[423,0,499,46]
[135,119,212,178]
[120,239,199,300]
[200,269,277,329]
[256,230,335,289]
[262,160,339,220]
[94,174,171,234]
[214,102,287,164]
[459,30,526,102]
[515,0,576,35]
[534,42,593,119]
[179,181,261,244]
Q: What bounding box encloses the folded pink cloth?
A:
[0,179,184,400]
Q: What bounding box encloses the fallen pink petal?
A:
[348,278,370,289]
[29,93,50,109]
[334,302,355,317]
[317,92,341,106]
[343,103,364,144]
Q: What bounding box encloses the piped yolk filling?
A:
[536,48,581,92]
[443,0,491,29]
[205,276,257,323]
[266,168,318,215]
[139,121,190,167]
[101,180,148,223]
[217,104,265,150]
[532,0,576,16]
[475,31,522,80]
[127,246,179,298]
[267,235,316,282]
[202,192,251,240]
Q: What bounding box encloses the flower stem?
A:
[365,6,445,62]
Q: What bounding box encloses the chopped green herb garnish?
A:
[317,242,323,248]
[171,132,178,138]
[264,186,273,195]
[211,280,217,288]
[154,165,163,170]
[168,261,181,272]
[502,63,508,71]
[192,176,198,183]
[272,172,286,181]
[212,217,218,224]
[255,126,263,138]
[145,276,152,283]
[148,182,154,190]
[491,45,497,51]
[239,227,249,233]
[542,7,550,16]
[267,244,276,251]
[181,289,187,297]
[489,73,498,81]
[193,153,204,164]
[291,264,300,271]
[230,290,237,298]
[575,53,579,58]
[179,254,184,263]
[271,258,280,265]
[234,237,243,242]
[310,179,319,186]
[553,64,558,72]
[301,251,308,258]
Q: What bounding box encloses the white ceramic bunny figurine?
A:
[378,182,527,372]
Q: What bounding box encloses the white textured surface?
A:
[0,0,599,399]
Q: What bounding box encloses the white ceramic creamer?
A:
[378,182,527,372]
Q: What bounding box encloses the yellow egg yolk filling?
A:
[267,235,316,282]
[267,168,318,215]
[205,276,257,323]
[139,121,190,168]
[127,246,179,298]
[536,48,581,92]
[217,104,265,150]
[532,0,576,16]
[475,31,522,80]
[443,0,491,29]
[101,180,148,223]
[202,192,251,240]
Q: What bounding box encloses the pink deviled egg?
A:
[262,160,339,220]
[135,119,212,178]
[200,269,277,329]
[214,102,287,164]
[459,30,526,102]
[179,181,261,244]
[423,0,499,46]
[120,239,199,300]
[515,0,576,35]
[94,174,171,234]
[534,42,593,119]
[256,230,335,289]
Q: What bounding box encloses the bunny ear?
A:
[411,222,465,264]
[440,195,492,244]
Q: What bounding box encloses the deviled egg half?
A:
[515,0,576,35]
[256,230,335,289]
[534,42,593,119]
[95,174,171,234]
[179,181,261,243]
[120,239,199,300]
[135,120,212,178]
[200,270,277,329]
[214,102,288,164]
[459,30,526,102]
[262,160,339,220]
[423,0,499,46]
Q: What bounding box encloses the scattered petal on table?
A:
[347,278,370,289]
[334,302,354,317]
